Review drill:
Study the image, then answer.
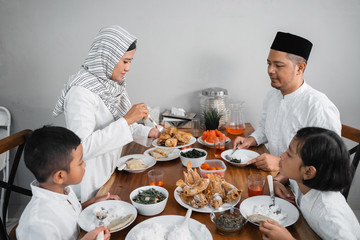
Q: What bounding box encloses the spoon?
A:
[95,207,108,240]
[267,175,281,215]
[117,158,134,171]
[167,209,192,240]
[225,144,239,161]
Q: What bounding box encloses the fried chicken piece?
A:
[165,138,178,147]
[174,132,192,145]
[222,181,242,202]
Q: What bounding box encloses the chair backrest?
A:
[0,129,33,240]
[341,124,360,200]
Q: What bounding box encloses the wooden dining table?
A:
[80,123,320,240]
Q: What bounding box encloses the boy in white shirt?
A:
[16,126,119,240]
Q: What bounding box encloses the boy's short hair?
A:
[295,127,353,191]
[24,126,81,183]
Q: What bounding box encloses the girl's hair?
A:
[295,127,353,191]
[24,125,81,183]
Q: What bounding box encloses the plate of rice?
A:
[125,215,212,240]
[240,195,299,227]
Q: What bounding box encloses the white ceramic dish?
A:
[130,186,169,216]
[78,200,137,233]
[125,215,213,240]
[197,137,231,148]
[152,136,196,148]
[179,148,207,168]
[117,154,156,173]
[240,195,299,227]
[174,183,241,213]
[221,149,260,167]
[144,147,180,162]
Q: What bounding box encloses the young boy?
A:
[16,126,119,240]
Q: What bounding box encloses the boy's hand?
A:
[82,192,121,209]
[81,225,111,240]
[259,219,295,240]
[273,181,295,204]
[94,192,121,203]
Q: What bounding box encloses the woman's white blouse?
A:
[16,181,82,240]
[64,86,152,201]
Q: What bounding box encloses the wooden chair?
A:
[0,129,33,240]
[341,124,360,200]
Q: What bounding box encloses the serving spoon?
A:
[168,209,192,240]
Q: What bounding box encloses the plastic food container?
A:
[199,159,227,179]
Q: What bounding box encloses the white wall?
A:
[1,0,360,215]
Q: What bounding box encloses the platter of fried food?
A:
[174,162,242,213]
[144,147,180,161]
[152,126,196,148]
[117,154,156,173]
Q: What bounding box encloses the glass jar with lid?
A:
[200,87,229,130]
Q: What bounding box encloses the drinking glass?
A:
[226,103,245,135]
[247,174,265,197]
[214,137,226,158]
[148,169,164,187]
[191,118,201,137]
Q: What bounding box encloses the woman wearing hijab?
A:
[53,25,160,202]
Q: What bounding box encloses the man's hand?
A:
[259,219,295,240]
[246,153,280,171]
[123,103,149,125]
[233,136,257,149]
[81,226,111,240]
[148,128,160,139]
[273,181,295,204]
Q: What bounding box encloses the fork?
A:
[148,114,165,133]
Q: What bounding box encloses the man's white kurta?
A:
[251,82,341,157]
[289,180,360,240]
[16,181,82,240]
[64,86,152,201]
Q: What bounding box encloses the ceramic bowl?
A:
[130,186,168,216]
[180,148,207,168]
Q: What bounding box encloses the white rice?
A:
[254,204,287,222]
[131,223,168,240]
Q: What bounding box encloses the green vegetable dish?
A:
[181,149,206,158]
[132,188,166,204]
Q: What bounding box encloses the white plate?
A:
[125,215,212,240]
[221,149,259,167]
[197,137,231,148]
[144,147,181,162]
[117,154,156,173]
[240,195,299,227]
[152,136,196,148]
[174,184,241,213]
[78,200,137,233]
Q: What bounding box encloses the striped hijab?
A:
[53,25,137,120]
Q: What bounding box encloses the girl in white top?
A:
[53,26,160,201]
[259,127,360,240]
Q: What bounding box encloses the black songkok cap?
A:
[271,32,313,61]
